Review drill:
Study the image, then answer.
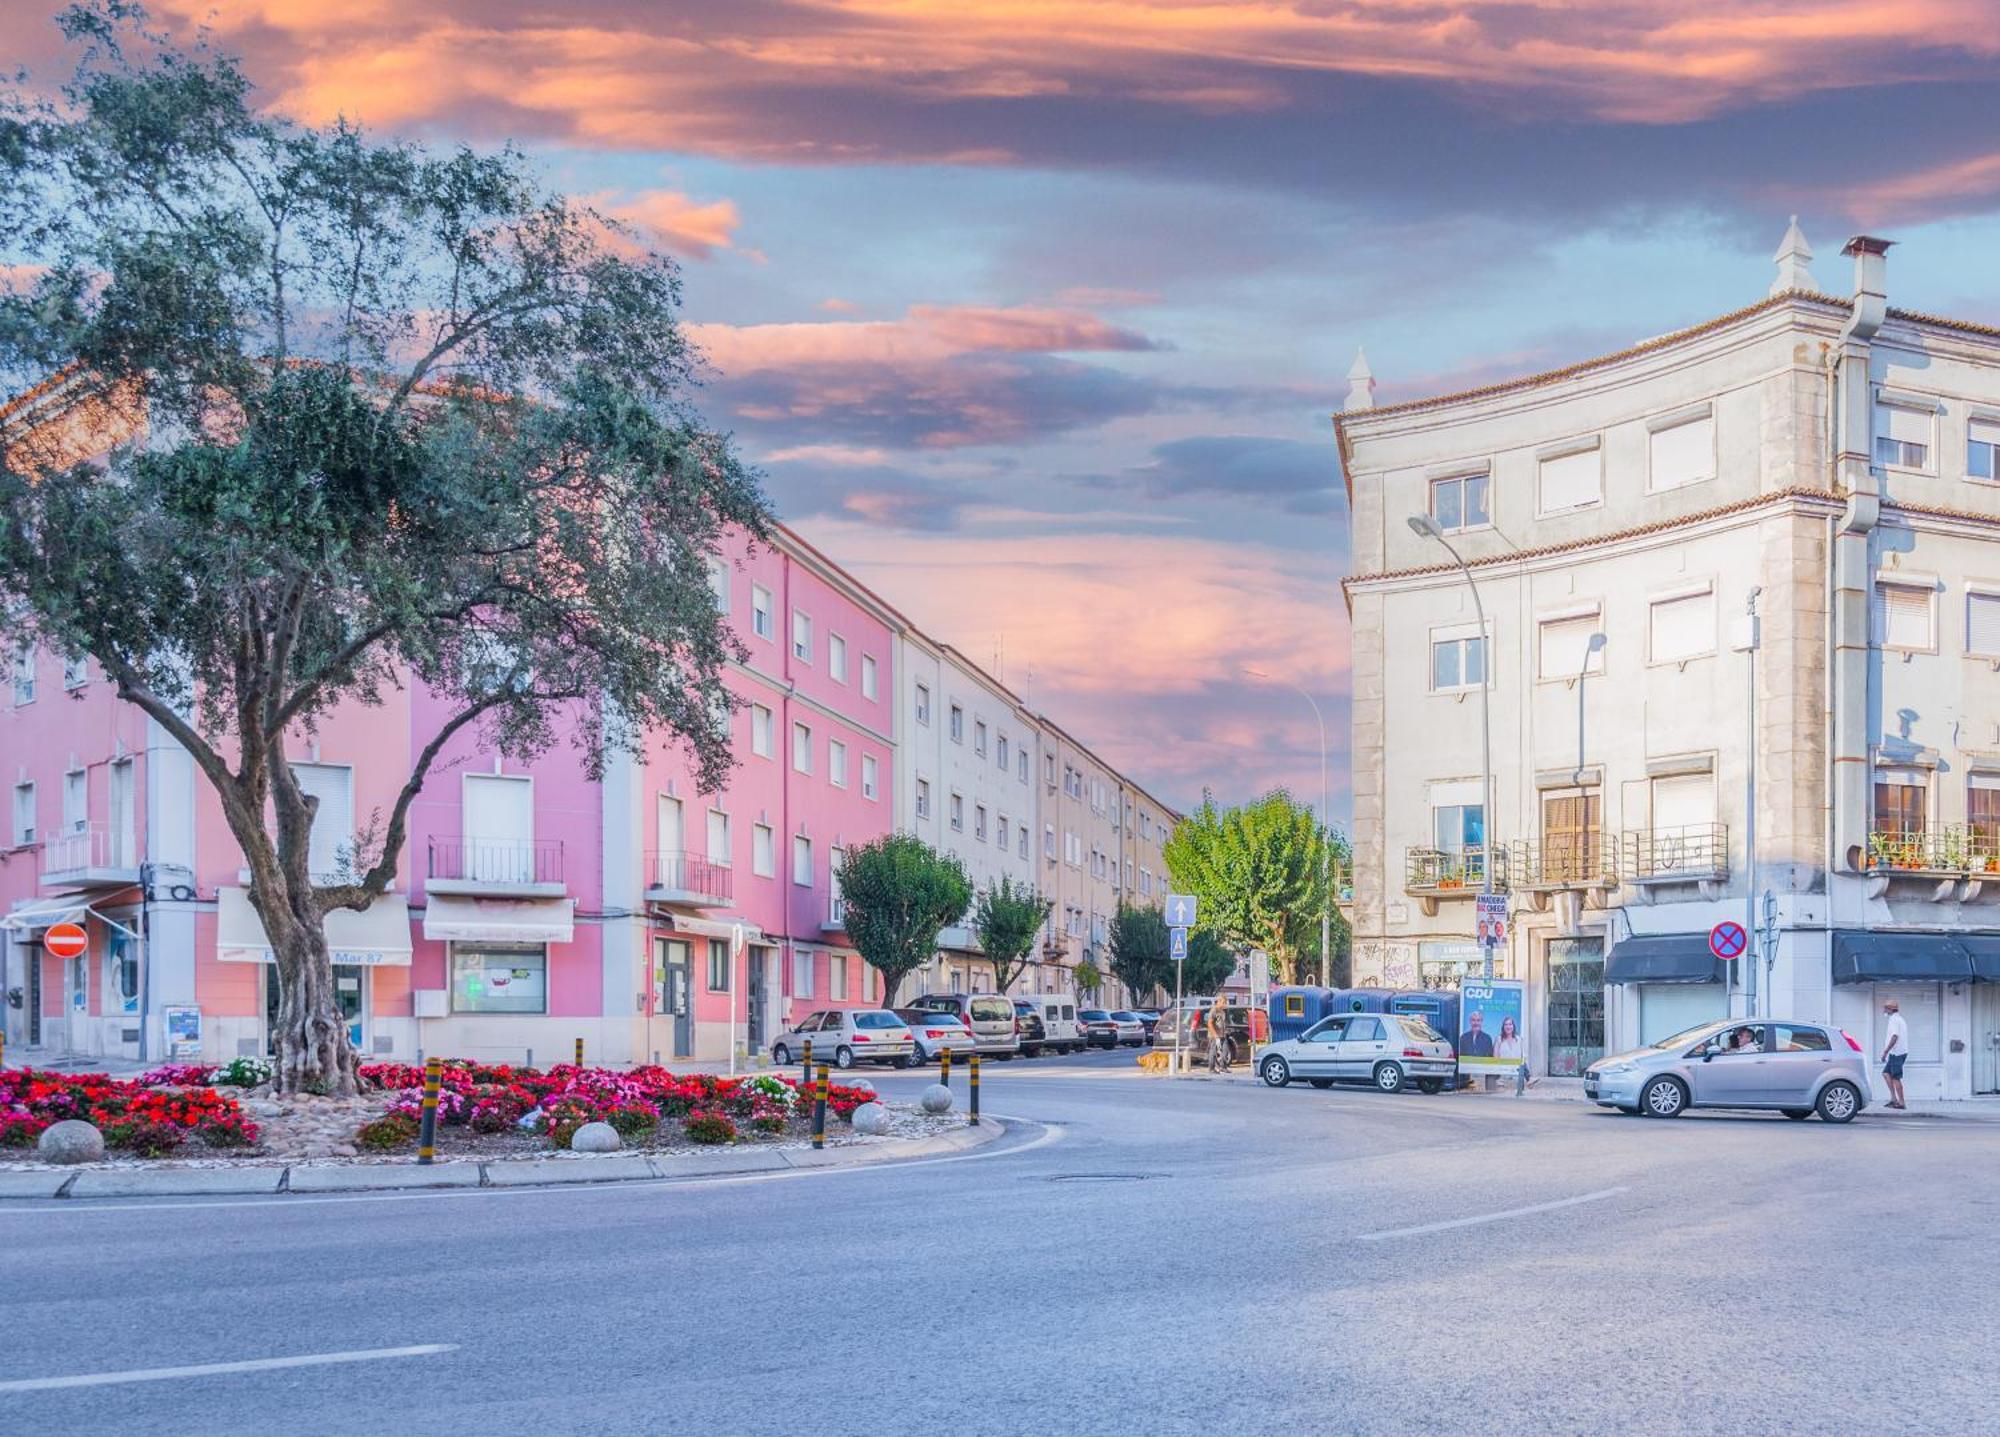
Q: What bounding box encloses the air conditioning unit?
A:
[413,989,449,1018]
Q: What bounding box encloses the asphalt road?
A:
[5,1047,1996,1436]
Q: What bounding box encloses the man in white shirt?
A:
[1880,999,1910,1110]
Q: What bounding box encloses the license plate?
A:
[1583,1085,1598,1097]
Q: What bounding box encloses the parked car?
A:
[892,1008,976,1067]
[1107,1011,1150,1047]
[1079,1009,1128,1048]
[770,1009,914,1069]
[1129,1009,1162,1039]
[1584,1019,1869,1122]
[1153,1004,1271,1065]
[1255,1013,1456,1094]
[900,992,1022,1057]
[1013,995,1085,1055]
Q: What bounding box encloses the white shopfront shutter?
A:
[1649,589,1714,663]
[1538,447,1600,513]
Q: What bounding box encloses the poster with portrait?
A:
[1454,978,1525,1071]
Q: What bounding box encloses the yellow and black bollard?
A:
[417,1055,442,1164]
[939,1046,953,1089]
[574,1036,585,1068]
[969,1052,981,1126]
[802,1038,813,1093]
[811,1063,830,1149]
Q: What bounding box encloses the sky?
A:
[11,2,2000,823]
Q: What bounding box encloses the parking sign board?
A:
[1165,894,1199,929]
[1169,926,1188,961]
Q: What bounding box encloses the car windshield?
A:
[1648,1021,1731,1051]
[852,1011,904,1030]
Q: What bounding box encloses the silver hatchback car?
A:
[1585,1018,1870,1122]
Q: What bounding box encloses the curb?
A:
[2,1118,1006,1200]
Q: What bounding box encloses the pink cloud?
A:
[589,188,741,258]
[690,302,1159,373]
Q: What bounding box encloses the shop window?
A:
[451,944,548,1013]
[707,937,731,991]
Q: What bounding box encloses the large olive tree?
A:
[0,5,769,1092]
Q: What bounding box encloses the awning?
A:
[1831,929,1974,985]
[216,886,414,966]
[1956,935,2000,982]
[657,914,763,944]
[1605,933,1726,985]
[1,897,88,935]
[423,893,574,945]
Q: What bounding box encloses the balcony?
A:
[644,849,732,909]
[1404,845,1508,917]
[1860,827,2000,902]
[1510,836,1617,911]
[1623,823,1729,903]
[39,824,141,892]
[822,895,847,935]
[426,836,567,898]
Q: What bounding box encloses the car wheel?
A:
[898,1052,919,1070]
[1373,1062,1406,1094]
[1640,1076,1687,1118]
[1260,1055,1291,1088]
[1816,1081,1861,1124]
[771,1044,791,1066]
[1781,1108,1812,1121]
[1417,1079,1444,1095]
[834,1046,856,1070]
[1308,1078,1334,1089]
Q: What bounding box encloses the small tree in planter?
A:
[837,836,971,1007]
[974,876,1051,995]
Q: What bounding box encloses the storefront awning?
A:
[1955,934,2000,982]
[216,886,414,966]
[658,914,763,945]
[1,897,89,934]
[423,893,574,945]
[1604,933,1725,985]
[1831,929,1974,985]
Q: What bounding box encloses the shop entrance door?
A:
[1547,936,1606,1076]
[659,938,693,1059]
[746,946,768,1055]
[1975,983,2000,1094]
[25,949,42,1046]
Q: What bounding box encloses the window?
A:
[996,735,1009,770]
[792,610,813,663]
[11,647,34,706]
[1019,750,1029,783]
[973,720,987,756]
[1540,789,1602,885]
[1433,803,1484,853]
[1971,775,2000,856]
[1539,614,1604,679]
[861,754,878,800]
[1045,754,1057,787]
[1044,824,1056,859]
[861,653,877,700]
[1775,1024,1832,1053]
[915,683,931,724]
[294,762,355,880]
[1648,412,1715,491]
[1874,582,1934,652]
[831,954,849,1001]
[916,779,931,819]
[1650,773,1713,835]
[753,823,775,877]
[793,721,813,773]
[707,808,732,866]
[975,805,988,841]
[950,793,964,831]
[1140,867,1153,897]
[108,931,139,1014]
[62,652,88,689]
[793,834,813,886]
[1649,589,1715,664]
[743,703,771,759]
[1429,631,1487,691]
[1018,827,1029,859]
[867,966,879,1002]
[751,584,774,640]
[1971,417,2000,481]
[793,947,814,998]
[707,937,731,991]
[1874,769,1926,838]
[63,768,86,835]
[1874,400,1933,470]
[1538,444,1600,513]
[706,556,731,613]
[996,816,1010,851]
[949,704,964,743]
[829,739,848,788]
[451,944,548,1013]
[1970,592,2000,657]
[1428,471,1489,531]
[11,782,34,846]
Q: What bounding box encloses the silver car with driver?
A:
[1584,1018,1869,1122]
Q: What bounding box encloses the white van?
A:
[1012,994,1084,1056]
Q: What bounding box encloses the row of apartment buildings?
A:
[0,457,1178,1069]
[1344,224,2000,1101]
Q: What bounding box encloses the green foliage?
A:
[836,835,972,1007]
[356,1114,418,1151]
[212,1056,272,1088]
[1163,791,1342,985]
[0,5,770,1092]
[1072,956,1103,1000]
[973,875,1050,994]
[1108,903,1169,1006]
[1180,929,1238,996]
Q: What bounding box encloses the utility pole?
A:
[1741,587,1762,1016]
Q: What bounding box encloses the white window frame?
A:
[975,804,988,842]
[915,778,931,819]
[1647,407,1716,493]
[829,738,849,789]
[792,721,813,774]
[1969,415,2000,484]
[1647,583,1716,666]
[828,633,847,683]
[62,652,88,690]
[1875,580,1936,654]
[1537,440,1602,516]
[793,833,813,887]
[12,780,36,846]
[791,609,813,664]
[11,647,35,706]
[1874,393,1936,474]
[1428,621,1490,694]
[707,807,732,868]
[751,584,774,641]
[751,703,774,759]
[63,767,87,835]
[973,720,987,757]
[793,947,815,998]
[915,683,931,725]
[949,704,964,744]
[1967,585,2000,659]
[861,754,878,801]
[1427,469,1491,534]
[752,823,776,877]
[1537,607,1605,682]
[706,556,732,613]
[298,761,358,881]
[950,792,964,832]
[860,653,878,700]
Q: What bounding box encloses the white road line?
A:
[1356,1186,1627,1241]
[0,1344,456,1393]
[0,1118,1064,1216]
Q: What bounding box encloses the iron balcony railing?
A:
[1404,844,1509,895]
[1510,836,1618,889]
[1864,826,2000,875]
[827,895,847,927]
[428,836,565,886]
[1624,823,1729,881]
[646,849,733,902]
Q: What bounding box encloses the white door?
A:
[1975,984,2000,1094]
[464,774,533,882]
[658,795,684,854]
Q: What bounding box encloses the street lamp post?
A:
[1245,666,1331,987]
[1407,515,1497,979]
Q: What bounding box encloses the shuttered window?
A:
[1874,583,1933,651]
[293,763,355,880]
[1970,774,2000,854]
[1649,590,1714,663]
[1649,415,1714,490]
[1969,593,2000,656]
[1539,615,1604,679]
[1538,447,1600,513]
[1873,770,1926,836]
[1970,418,2000,481]
[1874,402,1932,469]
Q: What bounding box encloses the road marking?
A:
[0,1344,456,1393]
[0,1118,1064,1216]
[1356,1186,1627,1241]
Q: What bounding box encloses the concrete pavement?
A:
[4,1046,1997,1435]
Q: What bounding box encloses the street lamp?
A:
[1244,665,1332,987]
[1407,514,1497,978]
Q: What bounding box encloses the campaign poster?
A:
[1454,979,1525,1071]
[164,1004,202,1059]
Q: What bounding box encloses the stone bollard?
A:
[38,1120,105,1165]
[851,1102,891,1136]
[920,1083,954,1115]
[570,1121,622,1153]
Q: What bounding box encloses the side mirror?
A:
[1701,1050,1714,1062]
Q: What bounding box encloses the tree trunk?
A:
[270,919,360,1096]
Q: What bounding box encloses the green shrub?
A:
[114,1120,185,1157]
[356,1114,418,1151]
[682,1110,737,1145]
[606,1104,659,1139]
[213,1056,274,1088]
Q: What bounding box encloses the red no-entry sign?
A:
[43,921,88,959]
[1708,921,1747,961]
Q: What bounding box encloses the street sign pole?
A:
[1165,896,1197,1079]
[1171,934,1185,1079]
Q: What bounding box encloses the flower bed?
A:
[0,1068,260,1153]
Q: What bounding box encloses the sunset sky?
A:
[11,2,2000,820]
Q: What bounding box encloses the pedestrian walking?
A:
[1880,999,1909,1110]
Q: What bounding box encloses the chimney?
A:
[1840,235,1892,341]
[1770,216,1817,296]
[1344,347,1376,413]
